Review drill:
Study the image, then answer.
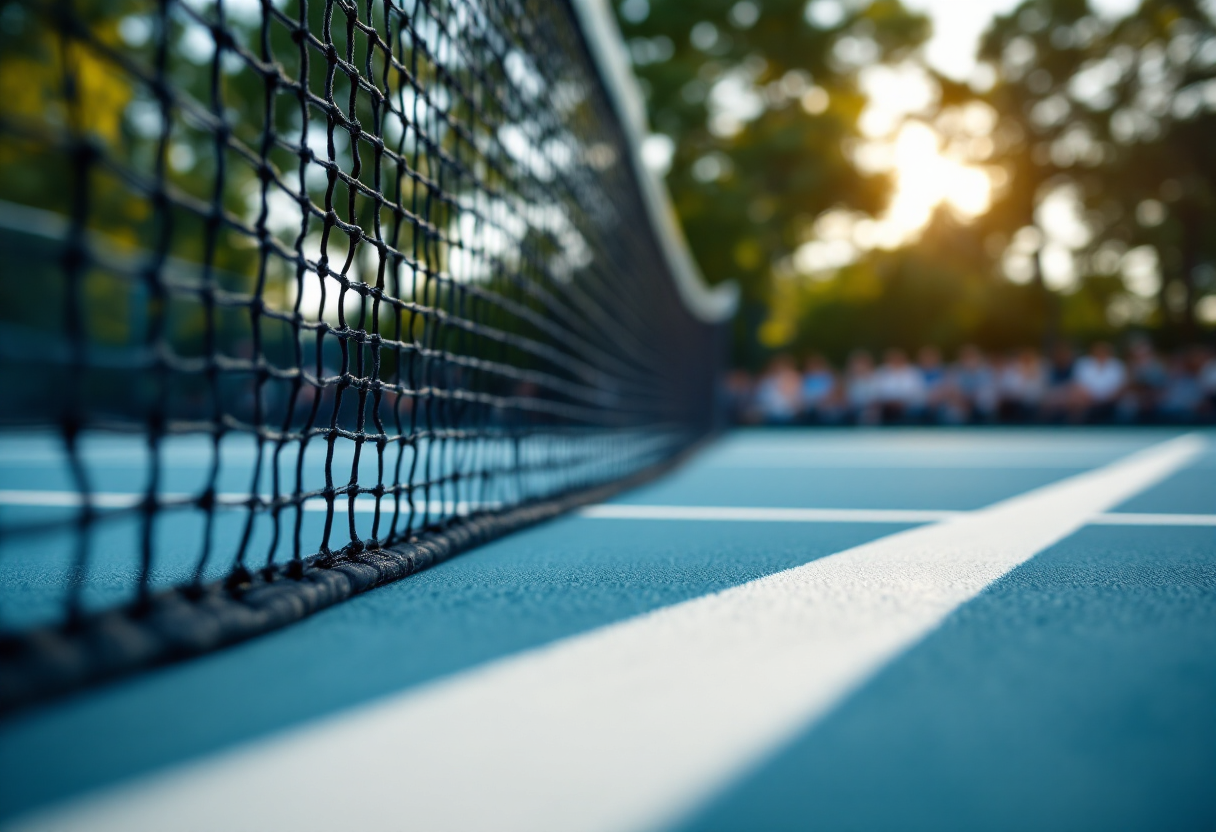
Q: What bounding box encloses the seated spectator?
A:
[988,351,1010,413]
[800,354,840,424]
[918,345,951,422]
[754,356,802,424]
[999,348,1046,422]
[1158,351,1204,423]
[725,341,1214,427]
[1119,337,1168,422]
[1199,346,1216,416]
[875,348,925,423]
[722,369,757,425]
[1043,341,1079,422]
[1073,341,1126,422]
[917,346,947,393]
[950,345,997,423]
[845,350,881,425]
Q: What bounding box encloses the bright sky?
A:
[904,0,1141,81]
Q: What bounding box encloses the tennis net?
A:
[0,0,734,709]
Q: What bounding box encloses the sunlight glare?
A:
[871,121,993,248]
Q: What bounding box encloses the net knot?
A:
[224,566,253,593]
[211,24,236,52]
[61,244,87,273]
[196,489,216,512]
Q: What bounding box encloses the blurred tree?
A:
[761,208,1044,363]
[977,0,1216,345]
[973,0,1100,344]
[614,0,929,365]
[621,0,1216,365]
[1087,0,1216,343]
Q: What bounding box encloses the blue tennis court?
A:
[2,427,1213,831]
[3,0,1216,827]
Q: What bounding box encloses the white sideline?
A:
[579,504,1216,526]
[12,434,1205,832]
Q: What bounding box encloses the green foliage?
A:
[617,0,929,364]
[978,0,1216,344]
[760,210,1046,363]
[620,0,1216,366]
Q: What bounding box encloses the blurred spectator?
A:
[1158,352,1204,423]
[723,369,756,425]
[730,341,1215,427]
[999,348,1046,422]
[1073,342,1126,422]
[875,349,925,423]
[845,350,881,425]
[1043,342,1077,421]
[800,354,839,424]
[951,345,998,423]
[1120,338,1168,422]
[918,346,948,401]
[754,356,802,424]
[1200,347,1216,413]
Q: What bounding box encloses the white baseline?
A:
[11,434,1207,832]
[579,504,1216,526]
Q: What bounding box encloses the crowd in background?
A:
[726,341,1216,426]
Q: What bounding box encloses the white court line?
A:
[0,491,492,515]
[12,434,1204,832]
[701,458,1111,469]
[1088,512,1216,527]
[579,504,1216,527]
[580,504,963,523]
[0,490,142,509]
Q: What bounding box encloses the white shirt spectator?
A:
[844,351,879,414]
[847,374,879,409]
[1000,353,1046,406]
[876,364,926,406]
[755,361,802,422]
[952,346,998,416]
[1074,355,1127,403]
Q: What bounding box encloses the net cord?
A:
[568,0,739,325]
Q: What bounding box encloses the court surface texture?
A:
[1,428,1214,831]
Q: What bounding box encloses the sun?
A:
[849,64,999,249]
[882,121,993,239]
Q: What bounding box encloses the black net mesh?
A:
[0,0,723,706]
